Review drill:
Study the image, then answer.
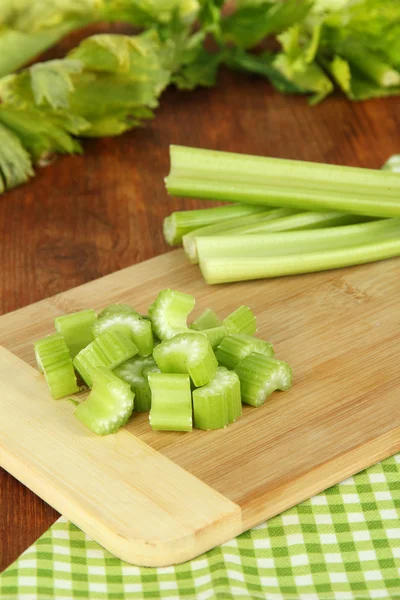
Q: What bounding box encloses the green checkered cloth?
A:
[1,455,399,600]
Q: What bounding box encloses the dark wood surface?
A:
[1,32,399,571]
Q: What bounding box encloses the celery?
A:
[235,353,292,407]
[183,208,293,263]
[196,218,400,261]
[198,326,228,349]
[74,368,134,435]
[224,306,256,336]
[153,332,218,387]
[34,333,79,399]
[382,155,400,173]
[114,356,160,412]
[93,312,153,357]
[193,367,241,430]
[215,334,274,369]
[73,330,138,387]
[163,204,264,245]
[148,289,195,340]
[54,309,96,359]
[98,304,139,319]
[166,146,400,218]
[149,373,192,431]
[191,308,221,330]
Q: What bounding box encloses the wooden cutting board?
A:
[0,249,399,567]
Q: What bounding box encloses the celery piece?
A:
[153,333,218,387]
[73,330,138,388]
[215,334,274,369]
[193,367,241,430]
[163,204,264,246]
[93,313,153,357]
[382,155,400,173]
[198,325,228,349]
[166,146,400,218]
[148,288,195,341]
[235,353,292,407]
[114,356,160,412]
[34,333,79,399]
[224,306,256,335]
[191,308,222,330]
[149,373,192,432]
[54,309,96,359]
[183,208,292,264]
[74,368,134,435]
[98,304,139,318]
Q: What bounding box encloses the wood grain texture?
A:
[0,249,399,564]
[1,28,400,571]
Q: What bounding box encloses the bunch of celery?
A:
[164,147,400,284]
[1,0,400,195]
[34,289,292,435]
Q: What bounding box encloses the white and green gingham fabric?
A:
[1,454,399,600]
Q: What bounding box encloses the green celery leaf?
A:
[100,0,200,28]
[30,59,83,109]
[172,46,223,89]
[0,121,33,192]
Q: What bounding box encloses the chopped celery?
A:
[382,155,400,173]
[93,312,153,357]
[114,356,160,412]
[224,306,256,335]
[153,332,218,387]
[73,330,138,387]
[191,308,222,330]
[193,367,241,430]
[215,334,274,369]
[74,368,134,435]
[34,333,79,399]
[148,288,195,340]
[163,204,264,246]
[149,373,192,431]
[98,304,139,318]
[54,309,96,358]
[166,146,400,218]
[198,325,228,349]
[235,353,292,407]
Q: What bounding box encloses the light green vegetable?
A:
[191,308,221,330]
[93,312,154,357]
[34,333,79,399]
[223,306,257,336]
[73,329,138,387]
[198,325,228,349]
[148,288,195,340]
[153,332,218,387]
[74,367,134,435]
[235,352,292,407]
[114,356,160,412]
[215,334,274,369]
[97,303,140,319]
[149,372,192,431]
[54,309,96,359]
[193,367,241,430]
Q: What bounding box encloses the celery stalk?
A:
[216,334,274,369]
[74,368,134,435]
[200,237,400,284]
[74,330,138,387]
[191,308,221,330]
[54,309,96,359]
[113,356,160,412]
[34,333,79,399]
[166,146,400,218]
[198,326,228,349]
[149,373,192,432]
[193,367,241,430]
[148,288,195,340]
[224,306,256,335]
[235,353,292,407]
[153,332,218,387]
[93,312,153,357]
[382,155,400,173]
[98,304,139,318]
[196,219,400,261]
[163,204,264,246]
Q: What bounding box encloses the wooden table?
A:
[1,33,399,571]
